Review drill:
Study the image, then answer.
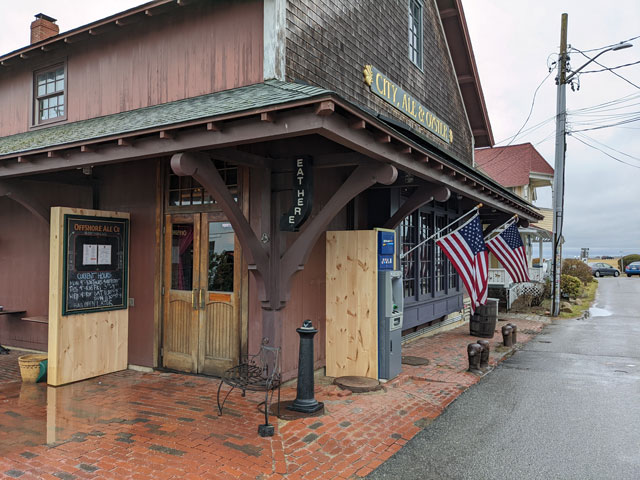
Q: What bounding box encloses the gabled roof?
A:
[437,0,494,148]
[474,143,554,188]
[0,0,177,64]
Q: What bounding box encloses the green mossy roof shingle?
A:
[0,80,331,157]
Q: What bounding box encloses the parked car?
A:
[625,261,640,277]
[589,262,620,277]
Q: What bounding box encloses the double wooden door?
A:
[162,212,240,376]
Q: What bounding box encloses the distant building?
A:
[475,143,554,308]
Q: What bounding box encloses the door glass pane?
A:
[171,224,194,290]
[208,222,234,292]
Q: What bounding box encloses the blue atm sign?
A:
[379,255,394,271]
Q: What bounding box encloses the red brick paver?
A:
[0,316,548,479]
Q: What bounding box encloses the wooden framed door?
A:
[162,213,240,375]
[197,213,240,375]
[163,214,201,373]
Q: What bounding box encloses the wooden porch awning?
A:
[0,80,542,223]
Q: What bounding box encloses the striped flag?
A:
[486,223,530,283]
[436,214,489,313]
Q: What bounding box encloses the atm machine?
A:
[376,229,403,380]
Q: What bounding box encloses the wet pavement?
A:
[368,277,640,480]
[0,314,550,479]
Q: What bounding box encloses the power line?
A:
[569,91,640,113]
[569,115,640,133]
[477,70,553,170]
[579,59,640,74]
[571,35,640,53]
[572,132,640,162]
[572,47,640,90]
[570,133,640,169]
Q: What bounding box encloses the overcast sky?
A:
[463,1,640,258]
[2,1,639,258]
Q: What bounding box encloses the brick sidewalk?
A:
[0,316,549,480]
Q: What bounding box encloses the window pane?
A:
[171,224,194,290]
[409,0,422,68]
[419,212,432,295]
[40,108,48,121]
[435,216,446,292]
[55,79,64,91]
[401,214,416,298]
[50,96,57,107]
[46,81,55,94]
[38,84,46,96]
[168,162,238,208]
[208,222,234,292]
[55,68,64,80]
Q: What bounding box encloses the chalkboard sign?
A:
[62,215,129,315]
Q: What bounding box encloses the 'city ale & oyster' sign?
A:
[363,65,453,144]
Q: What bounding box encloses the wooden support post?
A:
[171,152,397,348]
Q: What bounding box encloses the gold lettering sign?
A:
[363,65,453,144]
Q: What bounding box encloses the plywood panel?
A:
[325,230,378,379]
[48,207,129,386]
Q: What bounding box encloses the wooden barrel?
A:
[469,298,498,338]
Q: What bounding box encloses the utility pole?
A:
[551,13,568,317]
[549,16,632,316]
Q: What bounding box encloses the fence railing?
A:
[488,267,544,287]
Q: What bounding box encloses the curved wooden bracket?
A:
[171,152,269,273]
[382,183,450,229]
[0,180,50,226]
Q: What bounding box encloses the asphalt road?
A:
[368,277,640,480]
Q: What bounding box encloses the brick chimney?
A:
[31,13,59,44]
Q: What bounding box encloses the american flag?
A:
[486,223,530,283]
[436,214,488,313]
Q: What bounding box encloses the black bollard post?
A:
[477,339,490,371]
[501,325,513,347]
[288,320,324,414]
[508,323,518,344]
[467,343,483,374]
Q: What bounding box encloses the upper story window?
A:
[408,0,423,69]
[34,64,66,125]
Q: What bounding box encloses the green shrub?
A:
[560,274,583,299]
[562,259,593,285]
[620,254,640,271]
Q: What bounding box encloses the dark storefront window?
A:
[435,215,446,293]
[418,212,432,295]
[400,197,461,304]
[401,213,416,298]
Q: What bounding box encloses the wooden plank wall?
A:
[48,207,129,386]
[325,230,378,379]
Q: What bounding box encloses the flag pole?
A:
[484,214,519,242]
[400,203,483,260]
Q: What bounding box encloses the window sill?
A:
[30,116,68,130]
